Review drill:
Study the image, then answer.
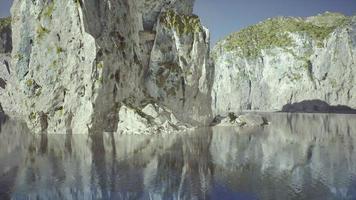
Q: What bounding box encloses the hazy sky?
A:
[1,0,355,44]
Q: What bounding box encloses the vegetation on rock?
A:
[36,25,50,39]
[219,13,350,58]
[0,17,11,29]
[42,1,55,18]
[160,10,203,35]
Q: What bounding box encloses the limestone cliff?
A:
[0,0,213,134]
[146,10,213,125]
[212,12,356,115]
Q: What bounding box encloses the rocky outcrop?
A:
[116,103,192,135]
[212,12,356,115]
[281,99,356,113]
[0,0,213,134]
[146,11,213,125]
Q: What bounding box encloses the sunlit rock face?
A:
[212,13,356,115]
[146,11,213,125]
[115,103,193,135]
[0,0,212,134]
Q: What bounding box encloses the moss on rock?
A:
[42,1,55,18]
[160,10,203,35]
[220,13,350,58]
[0,17,11,29]
[36,25,50,39]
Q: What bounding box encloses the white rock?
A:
[146,10,213,126]
[116,103,192,135]
[0,0,211,134]
[212,13,356,116]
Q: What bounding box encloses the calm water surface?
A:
[0,113,356,200]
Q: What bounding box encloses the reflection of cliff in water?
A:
[0,113,356,199]
[0,121,213,200]
[211,113,356,200]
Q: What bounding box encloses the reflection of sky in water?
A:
[0,113,356,200]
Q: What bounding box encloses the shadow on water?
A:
[0,167,18,200]
[0,113,356,199]
[281,99,356,114]
[0,111,8,132]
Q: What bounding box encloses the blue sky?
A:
[1,0,355,44]
[0,0,11,18]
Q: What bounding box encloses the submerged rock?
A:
[212,12,356,116]
[0,0,213,134]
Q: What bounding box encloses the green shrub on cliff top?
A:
[160,10,203,35]
[221,13,350,58]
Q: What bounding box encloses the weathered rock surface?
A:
[0,0,212,134]
[146,11,213,125]
[116,103,192,135]
[212,12,356,115]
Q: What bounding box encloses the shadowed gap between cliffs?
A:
[0,109,8,132]
[280,99,356,114]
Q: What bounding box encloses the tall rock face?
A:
[1,0,213,134]
[212,13,356,115]
[146,11,213,125]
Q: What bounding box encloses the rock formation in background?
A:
[0,0,213,134]
[212,12,356,115]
